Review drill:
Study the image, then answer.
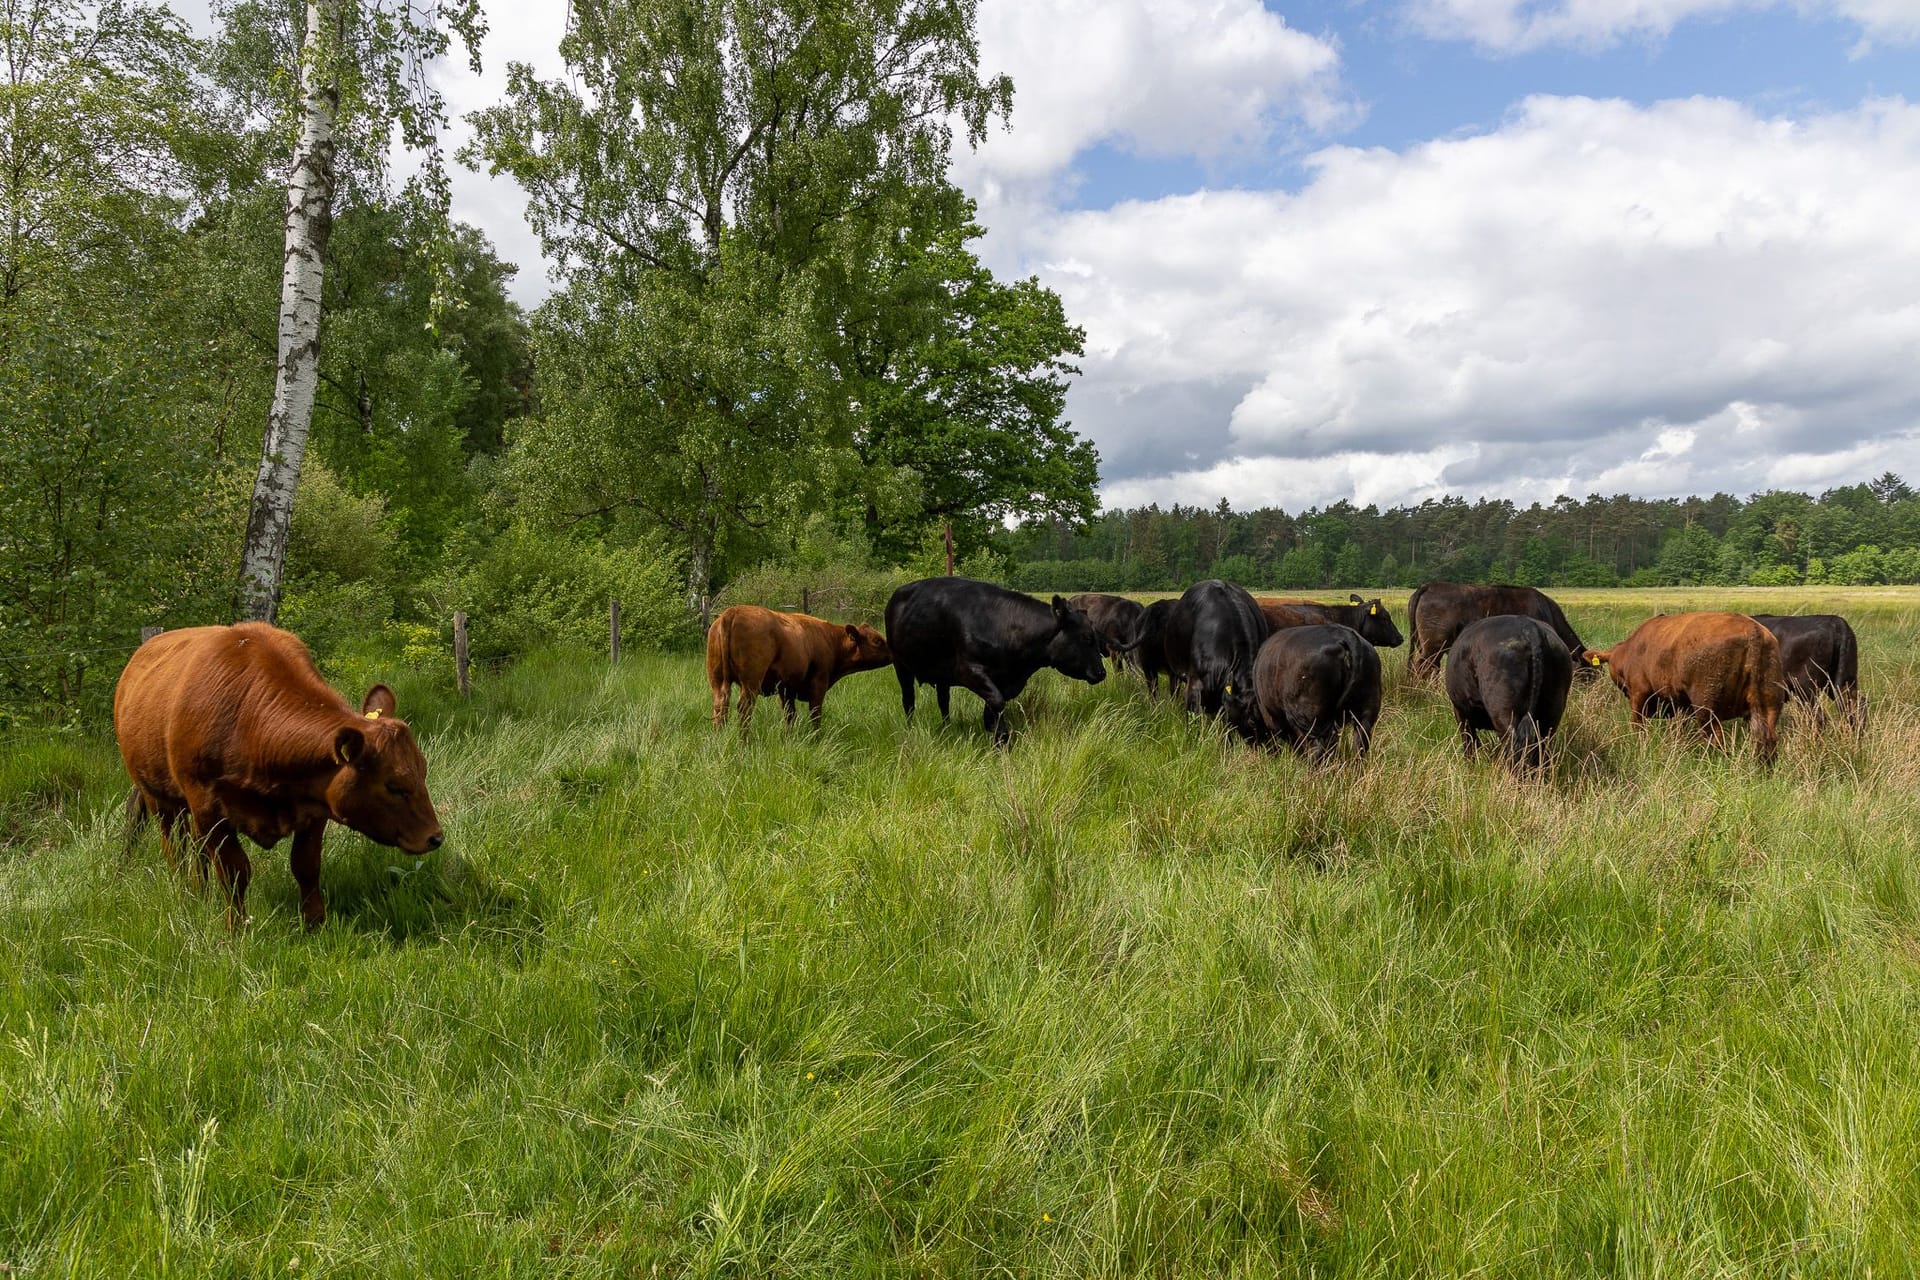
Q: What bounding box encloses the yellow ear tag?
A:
[335,743,351,764]
[1589,655,1601,666]
[365,709,382,719]
[1369,605,1378,615]
[1225,683,1233,694]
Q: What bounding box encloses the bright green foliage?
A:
[424,523,692,662]
[0,0,244,715]
[470,0,1090,601]
[9,587,1920,1272]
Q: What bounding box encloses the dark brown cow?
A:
[707,604,892,734]
[1254,595,1404,649]
[1585,612,1785,763]
[1407,583,1590,679]
[114,623,443,929]
[1068,593,1147,669]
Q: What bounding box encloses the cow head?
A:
[1349,594,1404,648]
[1583,648,1627,696]
[1047,596,1108,685]
[324,685,445,855]
[1221,669,1263,742]
[838,622,892,674]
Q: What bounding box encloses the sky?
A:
[190,0,1920,514]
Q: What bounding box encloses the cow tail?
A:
[123,787,149,854]
[705,608,733,690]
[1406,584,1429,676]
[1838,621,1866,731]
[1510,637,1544,769]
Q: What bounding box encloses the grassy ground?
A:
[5,587,1920,1276]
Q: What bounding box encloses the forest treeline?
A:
[995,477,1920,594]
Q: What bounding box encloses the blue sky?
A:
[1058,2,1920,212]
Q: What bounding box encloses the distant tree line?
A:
[994,474,1920,593]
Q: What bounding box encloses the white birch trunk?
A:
[237,0,338,622]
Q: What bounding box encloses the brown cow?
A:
[114,623,443,929]
[1254,595,1404,649]
[707,604,892,734]
[1585,612,1785,764]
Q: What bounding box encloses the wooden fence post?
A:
[453,611,470,699]
[801,586,809,614]
[139,626,163,644]
[610,598,621,665]
[944,522,955,575]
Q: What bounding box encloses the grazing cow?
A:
[1254,594,1404,649]
[1250,624,1382,760]
[1127,598,1182,699]
[885,577,1107,744]
[114,623,443,929]
[1068,593,1147,670]
[1444,615,1574,771]
[1164,579,1269,736]
[1750,613,1866,730]
[1407,583,1591,679]
[1585,612,1785,763]
[707,604,892,735]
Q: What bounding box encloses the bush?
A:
[428,524,691,662]
[715,561,913,628]
[1746,563,1802,586]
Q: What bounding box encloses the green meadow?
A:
[6,587,1920,1276]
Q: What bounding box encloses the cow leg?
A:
[1456,714,1479,760]
[1352,714,1375,762]
[191,811,251,931]
[1694,707,1723,747]
[291,820,327,929]
[896,667,916,721]
[936,684,952,722]
[1752,704,1780,766]
[734,685,758,740]
[779,687,798,726]
[953,665,1008,744]
[711,677,731,728]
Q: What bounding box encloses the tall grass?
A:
[5,588,1920,1275]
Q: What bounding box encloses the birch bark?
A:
[236,0,337,622]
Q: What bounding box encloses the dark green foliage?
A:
[1002,480,1920,591]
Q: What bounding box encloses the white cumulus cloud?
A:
[957,0,1349,202]
[1405,0,1920,53]
[987,95,1920,507]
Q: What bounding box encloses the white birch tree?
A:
[229,0,482,622]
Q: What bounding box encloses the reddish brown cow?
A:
[1585,612,1786,764]
[707,604,892,734]
[114,623,443,929]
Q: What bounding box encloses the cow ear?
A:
[1051,595,1070,619]
[845,623,860,641]
[332,725,366,767]
[362,684,397,719]
[1350,593,1365,604]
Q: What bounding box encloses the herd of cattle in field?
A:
[709,576,1865,764]
[111,580,1863,928]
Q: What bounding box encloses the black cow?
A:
[1127,598,1182,699]
[1164,579,1269,736]
[885,577,1107,745]
[1750,613,1865,729]
[1407,582,1591,679]
[1255,594,1404,649]
[1068,593,1147,671]
[1250,624,1382,761]
[1444,615,1574,771]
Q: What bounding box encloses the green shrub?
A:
[429,524,691,662]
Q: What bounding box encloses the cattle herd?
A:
[113,581,1866,929]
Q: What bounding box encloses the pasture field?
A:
[7,587,1920,1276]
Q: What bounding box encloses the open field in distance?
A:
[5,587,1920,1275]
